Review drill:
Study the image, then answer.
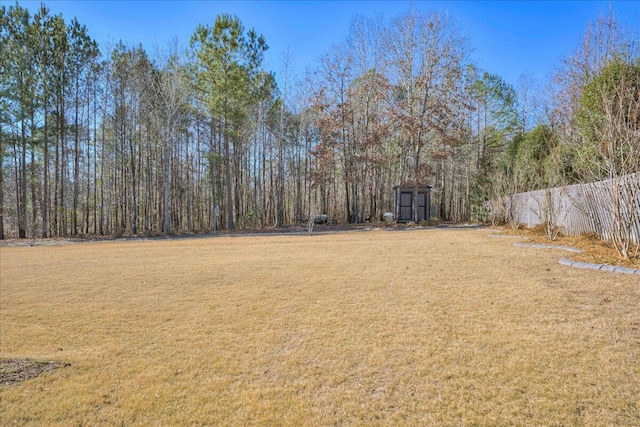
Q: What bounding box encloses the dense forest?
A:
[1,3,638,239]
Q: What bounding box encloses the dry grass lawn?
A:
[1,228,639,426]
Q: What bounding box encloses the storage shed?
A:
[394,184,432,223]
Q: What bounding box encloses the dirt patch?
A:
[0,359,68,387]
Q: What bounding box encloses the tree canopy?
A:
[0,2,638,240]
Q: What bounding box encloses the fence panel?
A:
[505,173,640,245]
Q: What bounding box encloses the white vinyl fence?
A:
[503,173,640,245]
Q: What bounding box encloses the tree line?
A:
[1,3,638,240]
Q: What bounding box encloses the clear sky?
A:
[10,0,640,89]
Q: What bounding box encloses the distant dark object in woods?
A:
[314,214,328,224]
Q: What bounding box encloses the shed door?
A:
[400,192,413,221]
[417,192,427,221]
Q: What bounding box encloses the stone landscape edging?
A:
[558,258,640,276]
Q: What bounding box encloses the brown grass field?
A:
[1,228,639,426]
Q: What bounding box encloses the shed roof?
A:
[393,182,432,190]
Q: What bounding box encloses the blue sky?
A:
[11,1,640,89]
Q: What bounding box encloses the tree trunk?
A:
[72,82,80,235]
[129,129,138,235]
[224,120,234,230]
[440,159,447,220]
[30,110,37,239]
[18,107,27,239]
[0,125,5,240]
[163,138,170,233]
[59,97,67,236]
